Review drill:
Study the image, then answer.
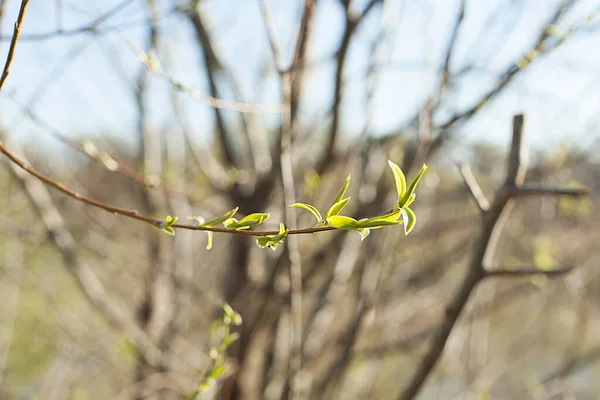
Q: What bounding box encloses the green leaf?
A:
[223,212,270,230]
[333,175,351,205]
[223,218,245,229]
[404,193,416,208]
[256,223,289,251]
[357,228,370,241]
[221,302,242,325]
[209,364,226,379]
[326,215,358,230]
[198,207,239,227]
[356,210,402,229]
[388,160,406,208]
[290,203,322,222]
[206,231,213,250]
[238,213,270,227]
[401,207,416,235]
[222,332,240,347]
[160,215,178,236]
[325,197,351,219]
[400,164,427,207]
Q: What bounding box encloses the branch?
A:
[429,0,578,154]
[485,266,574,278]
[0,0,136,41]
[315,0,381,175]
[457,163,490,212]
[4,144,165,368]
[0,0,29,91]
[433,0,465,106]
[0,141,339,236]
[397,114,527,400]
[508,184,589,198]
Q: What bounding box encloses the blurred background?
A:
[0,0,599,399]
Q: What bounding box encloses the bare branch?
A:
[0,0,30,91]
[485,266,574,278]
[0,0,135,41]
[397,114,527,400]
[433,0,465,106]
[457,163,490,212]
[0,141,342,237]
[315,0,382,175]
[509,184,589,198]
[4,144,164,367]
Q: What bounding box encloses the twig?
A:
[0,0,29,91]
[457,163,490,212]
[433,0,465,106]
[0,0,135,41]
[485,266,574,278]
[315,0,382,175]
[4,144,165,368]
[260,0,314,397]
[509,184,589,197]
[0,142,340,236]
[396,114,585,400]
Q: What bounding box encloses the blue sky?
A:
[1,0,600,163]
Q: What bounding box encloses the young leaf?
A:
[223,218,245,229]
[205,231,214,250]
[224,213,270,230]
[256,223,289,251]
[160,215,178,236]
[401,207,416,235]
[237,213,270,227]
[222,302,242,325]
[198,207,239,227]
[333,175,351,204]
[404,193,416,208]
[325,197,351,219]
[290,203,322,222]
[388,160,406,209]
[357,228,370,241]
[326,215,358,230]
[356,211,402,229]
[400,164,427,207]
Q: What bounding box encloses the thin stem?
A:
[0,0,29,90]
[485,266,574,278]
[0,142,340,236]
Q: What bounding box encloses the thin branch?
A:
[131,41,284,115]
[433,0,465,106]
[429,0,578,154]
[457,163,490,212]
[0,0,29,91]
[485,266,574,278]
[315,0,382,175]
[0,0,136,41]
[0,141,340,236]
[397,114,528,400]
[509,184,589,198]
[265,1,315,397]
[3,144,165,368]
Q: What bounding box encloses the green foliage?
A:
[256,223,289,251]
[223,212,270,230]
[290,203,322,222]
[325,161,426,238]
[167,160,425,248]
[388,161,427,235]
[188,302,242,399]
[291,175,351,228]
[189,207,239,249]
[159,215,178,235]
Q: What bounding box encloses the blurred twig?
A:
[397,114,588,400]
[0,0,29,90]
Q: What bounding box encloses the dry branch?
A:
[396,114,587,400]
